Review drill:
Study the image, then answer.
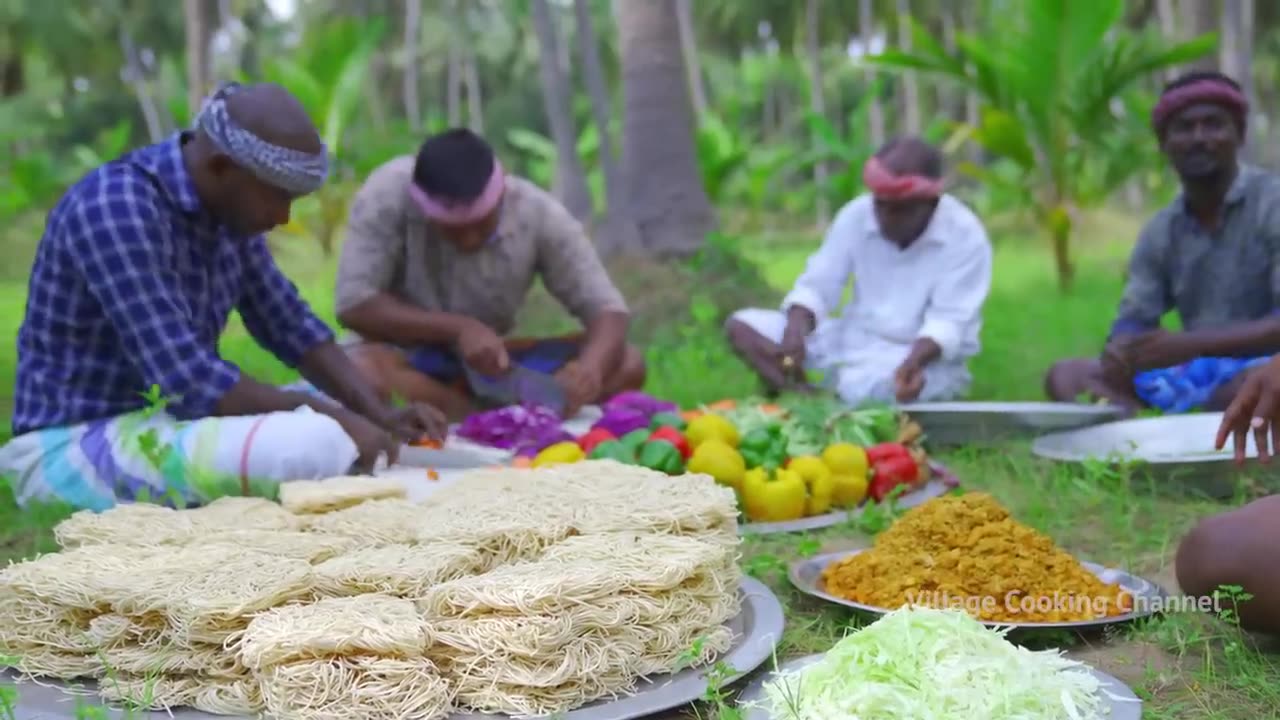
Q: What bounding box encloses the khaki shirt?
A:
[335,156,628,338]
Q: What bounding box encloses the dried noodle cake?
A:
[53,496,300,549]
[301,498,431,545]
[820,492,1134,623]
[310,542,485,600]
[279,475,408,514]
[422,531,742,717]
[236,594,453,720]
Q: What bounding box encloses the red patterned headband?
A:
[862,156,944,199]
[1151,79,1248,136]
[407,159,506,224]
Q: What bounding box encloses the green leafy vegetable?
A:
[755,606,1126,719]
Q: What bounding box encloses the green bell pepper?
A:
[588,439,636,463]
[619,429,651,455]
[739,424,788,471]
[637,439,685,475]
[649,411,687,431]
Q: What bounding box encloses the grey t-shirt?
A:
[1112,164,1280,336]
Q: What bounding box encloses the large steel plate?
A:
[734,653,1142,719]
[899,401,1125,446]
[738,462,960,536]
[1031,412,1280,498]
[789,549,1168,630]
[4,578,784,720]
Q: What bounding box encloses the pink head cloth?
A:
[1150,79,1248,136]
[407,159,506,225]
[862,156,944,200]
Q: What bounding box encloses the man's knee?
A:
[1175,514,1234,598]
[1043,357,1093,401]
[601,345,646,399]
[347,344,404,401]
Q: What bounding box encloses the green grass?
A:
[1,210,1278,719]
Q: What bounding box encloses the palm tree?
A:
[867,0,1215,290]
[530,0,593,221]
[613,0,714,257]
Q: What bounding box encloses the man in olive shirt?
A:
[335,128,644,419]
[1045,72,1280,414]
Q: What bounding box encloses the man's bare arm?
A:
[337,294,479,346]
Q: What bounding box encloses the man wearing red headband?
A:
[1045,71,1280,417]
[726,136,993,405]
[333,128,643,419]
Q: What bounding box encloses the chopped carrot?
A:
[758,403,785,415]
[426,469,440,481]
[680,410,703,423]
[412,437,442,449]
[707,399,736,411]
[512,456,533,468]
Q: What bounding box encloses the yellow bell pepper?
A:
[830,473,869,508]
[741,467,806,522]
[532,441,585,468]
[806,471,836,515]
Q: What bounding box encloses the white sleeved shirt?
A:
[782,193,993,363]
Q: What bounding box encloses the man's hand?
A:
[380,402,448,445]
[894,360,926,402]
[332,408,400,473]
[1216,358,1280,463]
[457,321,509,377]
[554,360,602,419]
[777,324,808,384]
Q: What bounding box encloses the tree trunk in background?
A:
[530,0,594,221]
[184,0,212,116]
[860,0,885,147]
[804,0,829,224]
[959,0,981,161]
[446,43,463,126]
[675,0,708,118]
[895,0,921,134]
[464,54,484,133]
[1182,0,1219,72]
[576,0,629,229]
[1220,0,1255,159]
[120,28,167,141]
[1156,0,1179,82]
[615,0,714,257]
[403,0,421,131]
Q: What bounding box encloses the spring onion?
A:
[756,606,1133,719]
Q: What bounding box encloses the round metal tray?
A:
[898,401,1124,447]
[739,462,960,536]
[4,577,784,720]
[789,549,1168,630]
[1031,412,1279,498]
[734,653,1142,719]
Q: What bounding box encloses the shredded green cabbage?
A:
[756,607,1133,719]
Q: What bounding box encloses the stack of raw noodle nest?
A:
[0,461,743,719]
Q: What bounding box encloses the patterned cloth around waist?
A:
[1133,356,1270,413]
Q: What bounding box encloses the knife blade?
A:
[463,363,567,416]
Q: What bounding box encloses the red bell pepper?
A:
[577,427,616,455]
[869,454,919,502]
[867,442,911,464]
[648,426,691,460]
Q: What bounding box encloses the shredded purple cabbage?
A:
[603,391,677,418]
[591,406,651,437]
[456,404,566,450]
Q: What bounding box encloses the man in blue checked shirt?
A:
[0,82,445,511]
[1045,72,1280,415]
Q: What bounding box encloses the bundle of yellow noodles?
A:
[0,461,743,719]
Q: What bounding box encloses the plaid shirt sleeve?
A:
[237,236,335,367]
[64,180,242,420]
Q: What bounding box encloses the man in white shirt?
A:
[726,137,993,405]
